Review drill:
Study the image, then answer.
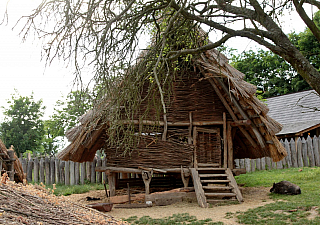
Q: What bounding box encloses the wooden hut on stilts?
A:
[57,46,286,207]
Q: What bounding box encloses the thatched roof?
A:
[57,48,287,163]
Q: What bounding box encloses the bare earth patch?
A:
[63,187,274,224]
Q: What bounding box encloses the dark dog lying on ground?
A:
[270,181,301,195]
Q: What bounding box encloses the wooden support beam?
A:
[227,123,234,169]
[229,120,251,126]
[181,166,190,188]
[142,170,153,195]
[119,119,223,126]
[108,172,117,197]
[193,126,198,168]
[96,166,142,173]
[208,78,258,149]
[188,112,193,144]
[215,77,266,149]
[223,112,228,168]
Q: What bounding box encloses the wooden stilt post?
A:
[188,112,193,144]
[193,126,198,168]
[227,123,234,169]
[223,112,228,168]
[142,170,153,195]
[181,166,190,188]
[108,172,116,197]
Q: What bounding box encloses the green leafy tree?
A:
[0,91,45,155]
[44,90,94,154]
[231,49,310,98]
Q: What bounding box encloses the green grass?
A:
[44,182,105,196]
[124,213,223,225]
[234,167,320,224]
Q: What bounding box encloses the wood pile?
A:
[0,173,127,225]
[0,139,25,183]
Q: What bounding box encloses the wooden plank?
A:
[65,161,70,186]
[80,162,86,185]
[301,138,308,167]
[223,112,227,168]
[45,157,51,185]
[40,158,45,183]
[290,138,298,168]
[50,158,55,184]
[75,162,80,185]
[277,159,283,169]
[86,161,91,181]
[307,136,315,167]
[296,137,304,167]
[70,161,75,185]
[250,159,255,172]
[260,157,266,170]
[226,168,243,203]
[229,120,251,126]
[55,159,60,184]
[27,159,33,182]
[96,158,102,183]
[280,140,287,168]
[265,157,272,170]
[114,204,151,208]
[190,168,207,208]
[119,119,223,126]
[284,139,292,168]
[91,158,96,183]
[256,158,261,170]
[227,123,233,169]
[59,161,65,184]
[95,166,142,173]
[33,157,39,183]
[313,136,320,167]
[193,126,198,168]
[239,159,245,169]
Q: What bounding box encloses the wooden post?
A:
[96,158,102,184]
[27,159,33,182]
[188,112,193,144]
[7,150,15,181]
[142,170,153,195]
[193,126,198,168]
[284,139,292,168]
[234,159,240,168]
[301,138,308,167]
[181,166,190,188]
[276,159,283,169]
[227,123,233,169]
[239,159,245,169]
[65,161,70,185]
[313,136,320,167]
[70,161,75,185]
[45,157,51,185]
[33,157,39,183]
[256,158,261,170]
[223,112,227,168]
[60,161,65,185]
[290,138,298,168]
[86,161,91,181]
[40,158,45,183]
[75,162,80,185]
[21,158,27,175]
[50,157,55,184]
[91,158,96,183]
[307,136,315,167]
[250,159,255,172]
[265,157,271,170]
[244,158,251,172]
[296,137,304,167]
[108,172,116,197]
[102,158,107,184]
[80,162,86,185]
[55,159,60,184]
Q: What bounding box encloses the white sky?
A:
[0,0,312,122]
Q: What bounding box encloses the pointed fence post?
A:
[307,136,315,167]
[266,157,272,170]
[60,161,65,185]
[251,159,256,172]
[55,159,60,184]
[50,157,55,184]
[33,157,39,183]
[75,162,80,185]
[70,161,75,185]
[297,138,304,168]
[290,138,298,168]
[91,158,96,184]
[260,157,266,170]
[80,162,86,185]
[27,159,33,182]
[256,158,261,170]
[284,139,292,168]
[234,159,240,168]
[280,140,287,168]
[96,158,102,184]
[244,158,251,172]
[301,138,308,167]
[313,136,320,167]
[45,157,51,185]
[65,161,70,185]
[239,159,245,169]
[40,158,45,184]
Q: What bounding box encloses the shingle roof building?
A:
[266,90,320,138]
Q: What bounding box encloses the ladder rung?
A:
[202,186,232,191]
[199,174,227,178]
[205,193,236,197]
[201,179,230,183]
[197,168,226,171]
[197,163,220,167]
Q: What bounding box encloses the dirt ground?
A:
[63,186,274,224]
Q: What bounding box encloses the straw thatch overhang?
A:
[58,48,287,166]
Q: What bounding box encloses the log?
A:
[108,173,117,197]
[223,112,227,168]
[96,166,142,173]
[110,193,145,204]
[227,123,233,169]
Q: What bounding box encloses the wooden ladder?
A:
[190,163,243,207]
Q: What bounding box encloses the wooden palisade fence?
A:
[19,156,108,185]
[19,135,320,185]
[235,135,320,172]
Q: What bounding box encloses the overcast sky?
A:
[0,0,311,122]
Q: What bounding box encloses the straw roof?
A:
[58,47,287,163]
